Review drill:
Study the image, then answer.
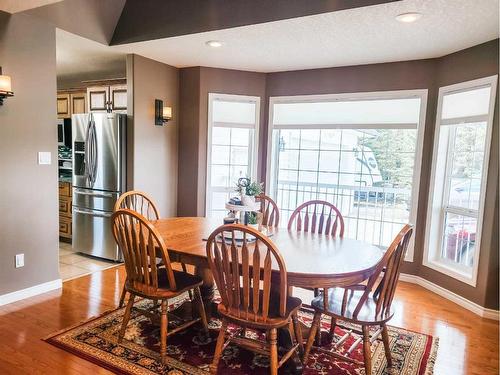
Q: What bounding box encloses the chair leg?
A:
[269,328,278,375]
[315,313,322,346]
[182,263,193,300]
[210,319,228,375]
[362,325,372,375]
[160,300,168,364]
[194,286,209,332]
[292,313,304,356]
[329,317,337,337]
[381,324,393,367]
[118,294,135,343]
[303,311,321,363]
[119,284,127,308]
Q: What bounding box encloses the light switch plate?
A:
[15,253,24,268]
[38,152,51,165]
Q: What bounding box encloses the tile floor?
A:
[59,242,120,281]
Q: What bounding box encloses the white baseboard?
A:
[0,279,62,306]
[399,273,499,321]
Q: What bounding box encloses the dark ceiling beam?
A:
[111,0,400,45]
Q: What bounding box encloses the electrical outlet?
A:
[15,254,24,268]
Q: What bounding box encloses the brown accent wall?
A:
[127,54,179,217]
[178,40,499,309]
[0,11,60,294]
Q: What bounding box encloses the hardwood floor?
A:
[0,265,497,374]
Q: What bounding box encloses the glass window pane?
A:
[278,150,299,170]
[231,128,251,146]
[230,146,249,165]
[273,98,421,125]
[212,100,256,124]
[211,145,230,164]
[230,165,249,184]
[211,192,230,212]
[212,127,230,145]
[440,212,477,268]
[442,86,491,119]
[273,125,418,247]
[211,165,229,187]
[446,123,487,210]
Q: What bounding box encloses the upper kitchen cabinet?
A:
[57,93,71,119]
[57,91,87,119]
[87,85,127,113]
[70,92,87,115]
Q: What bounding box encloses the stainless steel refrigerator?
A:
[72,113,126,261]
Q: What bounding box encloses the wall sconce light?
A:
[154,99,172,125]
[0,67,14,106]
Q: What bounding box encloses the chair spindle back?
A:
[114,191,160,221]
[206,224,288,323]
[287,200,344,237]
[348,224,413,319]
[256,194,280,228]
[111,209,176,291]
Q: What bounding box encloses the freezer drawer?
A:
[73,187,119,211]
[72,207,121,261]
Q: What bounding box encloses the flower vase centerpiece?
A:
[236,177,263,208]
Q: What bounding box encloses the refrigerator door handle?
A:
[74,189,115,198]
[74,207,113,218]
[89,114,97,186]
[84,116,92,182]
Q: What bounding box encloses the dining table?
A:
[152,216,384,374]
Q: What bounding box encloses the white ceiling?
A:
[0,0,62,13]
[109,0,499,72]
[56,29,126,86]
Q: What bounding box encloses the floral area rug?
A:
[44,298,438,375]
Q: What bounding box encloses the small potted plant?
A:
[236,177,263,207]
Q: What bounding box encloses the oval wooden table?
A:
[152,217,384,374]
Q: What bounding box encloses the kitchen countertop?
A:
[59,176,72,183]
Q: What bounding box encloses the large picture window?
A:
[267,91,427,260]
[424,76,497,285]
[206,93,260,218]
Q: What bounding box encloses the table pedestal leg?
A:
[195,265,216,320]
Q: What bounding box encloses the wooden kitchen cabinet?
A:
[58,90,87,118]
[57,93,71,119]
[59,181,72,241]
[87,85,127,113]
[70,92,87,114]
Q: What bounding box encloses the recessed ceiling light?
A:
[395,12,422,23]
[205,40,224,48]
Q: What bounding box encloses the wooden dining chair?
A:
[303,224,413,374]
[114,190,191,307]
[256,193,280,227]
[287,199,345,335]
[287,199,344,237]
[206,224,303,375]
[111,209,208,365]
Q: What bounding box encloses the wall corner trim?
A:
[0,279,62,306]
[399,273,499,321]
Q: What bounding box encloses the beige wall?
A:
[24,0,125,45]
[127,54,179,217]
[0,11,59,294]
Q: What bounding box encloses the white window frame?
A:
[423,75,497,286]
[266,90,428,261]
[206,93,260,217]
